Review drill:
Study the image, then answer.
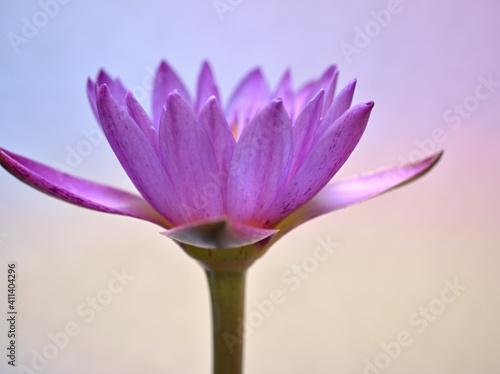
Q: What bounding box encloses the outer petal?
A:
[198,97,236,207]
[0,148,168,227]
[195,61,221,114]
[264,102,373,226]
[294,65,337,115]
[225,68,270,138]
[159,92,223,221]
[316,79,357,139]
[273,152,444,237]
[125,93,158,154]
[152,61,191,129]
[163,218,278,249]
[97,85,186,224]
[273,69,294,119]
[322,68,339,116]
[227,100,293,225]
[289,90,325,178]
[87,71,128,122]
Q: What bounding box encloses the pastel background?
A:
[1,1,499,373]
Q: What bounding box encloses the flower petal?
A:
[152,61,191,129]
[225,68,270,138]
[195,61,221,114]
[87,71,128,123]
[322,68,339,116]
[0,148,168,227]
[289,90,325,178]
[294,65,337,114]
[316,79,357,139]
[198,97,236,207]
[227,100,293,225]
[159,92,223,221]
[273,69,294,119]
[97,85,186,224]
[264,102,373,226]
[163,217,278,249]
[125,92,158,153]
[274,152,444,236]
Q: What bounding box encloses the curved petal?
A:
[273,69,294,119]
[264,102,373,226]
[87,71,128,123]
[225,68,270,138]
[294,65,337,115]
[86,78,98,120]
[195,61,221,114]
[159,92,223,221]
[316,79,357,139]
[152,61,191,129]
[97,85,186,224]
[322,68,339,116]
[125,93,158,154]
[0,148,168,227]
[274,152,444,237]
[198,97,236,207]
[227,100,293,225]
[163,217,278,249]
[289,90,325,178]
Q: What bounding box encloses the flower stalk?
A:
[205,268,246,374]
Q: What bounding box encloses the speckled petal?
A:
[225,68,270,138]
[198,97,236,206]
[273,152,444,237]
[264,102,373,226]
[152,61,191,128]
[195,61,221,114]
[226,100,293,225]
[0,148,168,227]
[159,92,223,221]
[97,85,186,224]
[273,69,294,119]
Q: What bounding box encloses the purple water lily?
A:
[0,61,441,250]
[0,60,443,374]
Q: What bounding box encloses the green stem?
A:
[205,268,246,374]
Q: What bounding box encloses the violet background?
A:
[1,0,499,373]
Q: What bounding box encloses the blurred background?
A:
[1,0,499,373]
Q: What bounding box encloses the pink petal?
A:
[0,148,168,227]
[87,71,128,122]
[289,89,325,179]
[273,69,294,119]
[264,102,373,226]
[195,61,221,114]
[86,78,98,120]
[163,217,278,249]
[97,85,186,224]
[316,79,357,139]
[152,61,191,129]
[322,68,339,116]
[274,152,444,236]
[198,97,236,207]
[226,100,293,225]
[294,65,337,114]
[159,92,223,221]
[125,93,158,154]
[225,68,270,138]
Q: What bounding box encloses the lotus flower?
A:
[0,61,441,254]
[0,60,443,374]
